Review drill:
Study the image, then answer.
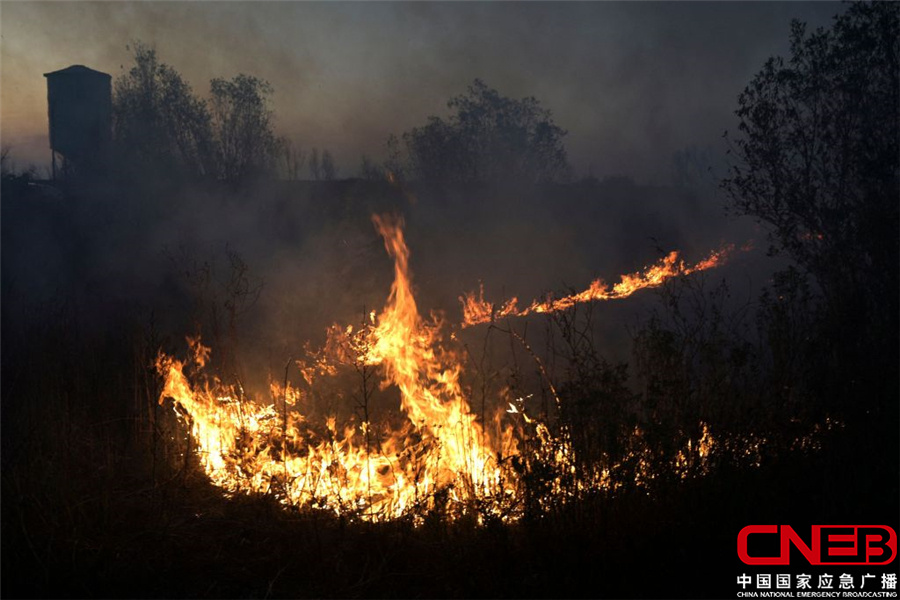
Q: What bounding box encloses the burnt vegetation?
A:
[2,5,898,598]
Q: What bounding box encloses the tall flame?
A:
[156,214,519,521]
[155,218,791,523]
[460,244,735,327]
[364,214,512,501]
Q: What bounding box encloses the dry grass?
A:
[3,303,895,598]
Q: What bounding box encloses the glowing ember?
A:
[460,245,735,327]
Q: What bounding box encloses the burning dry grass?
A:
[155,214,522,523]
[152,214,832,525]
[1,214,886,599]
[460,245,735,327]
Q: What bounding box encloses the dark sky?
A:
[1,1,844,182]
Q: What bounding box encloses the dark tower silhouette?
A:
[44,65,112,180]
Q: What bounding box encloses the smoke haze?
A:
[2,1,844,181]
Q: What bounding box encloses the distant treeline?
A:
[104,42,573,189]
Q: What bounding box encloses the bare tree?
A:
[278,138,306,181]
[309,147,321,181]
[321,149,338,181]
[359,154,385,181]
[1,145,12,178]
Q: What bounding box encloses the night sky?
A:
[2,1,844,182]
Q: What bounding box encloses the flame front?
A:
[155,219,803,522]
[460,245,735,327]
[156,214,519,521]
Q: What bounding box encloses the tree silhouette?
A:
[321,150,338,181]
[359,154,385,181]
[723,2,899,417]
[395,79,570,184]
[210,74,279,185]
[114,44,282,187]
[113,42,215,179]
[309,147,321,181]
[278,138,306,181]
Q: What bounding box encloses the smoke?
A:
[3,172,770,383]
[2,2,844,181]
[2,1,827,395]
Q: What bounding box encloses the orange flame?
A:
[155,219,794,522]
[460,244,735,327]
[156,214,520,522]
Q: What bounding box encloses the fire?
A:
[156,214,521,522]
[155,217,802,523]
[460,244,735,327]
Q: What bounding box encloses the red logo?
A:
[738,525,897,565]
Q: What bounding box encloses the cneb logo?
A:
[738,525,897,565]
